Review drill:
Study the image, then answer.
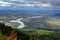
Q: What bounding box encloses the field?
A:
[4,22,20,28]
[0,30,7,40]
[0,30,2,37]
[47,20,60,26]
[18,29,60,40]
[0,15,21,21]
[19,29,58,35]
[37,30,55,35]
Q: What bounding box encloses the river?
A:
[0,21,4,22]
[0,18,25,29]
[9,18,25,29]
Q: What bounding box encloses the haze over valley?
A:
[0,10,60,30]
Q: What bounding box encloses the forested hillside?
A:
[0,23,60,40]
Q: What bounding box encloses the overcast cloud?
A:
[0,0,60,10]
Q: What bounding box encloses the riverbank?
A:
[9,18,25,29]
[0,18,25,29]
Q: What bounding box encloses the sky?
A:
[0,0,60,10]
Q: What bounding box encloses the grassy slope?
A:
[19,29,56,35]
[37,30,55,35]
[4,22,20,28]
[0,30,7,40]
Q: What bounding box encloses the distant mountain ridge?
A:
[0,10,60,16]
